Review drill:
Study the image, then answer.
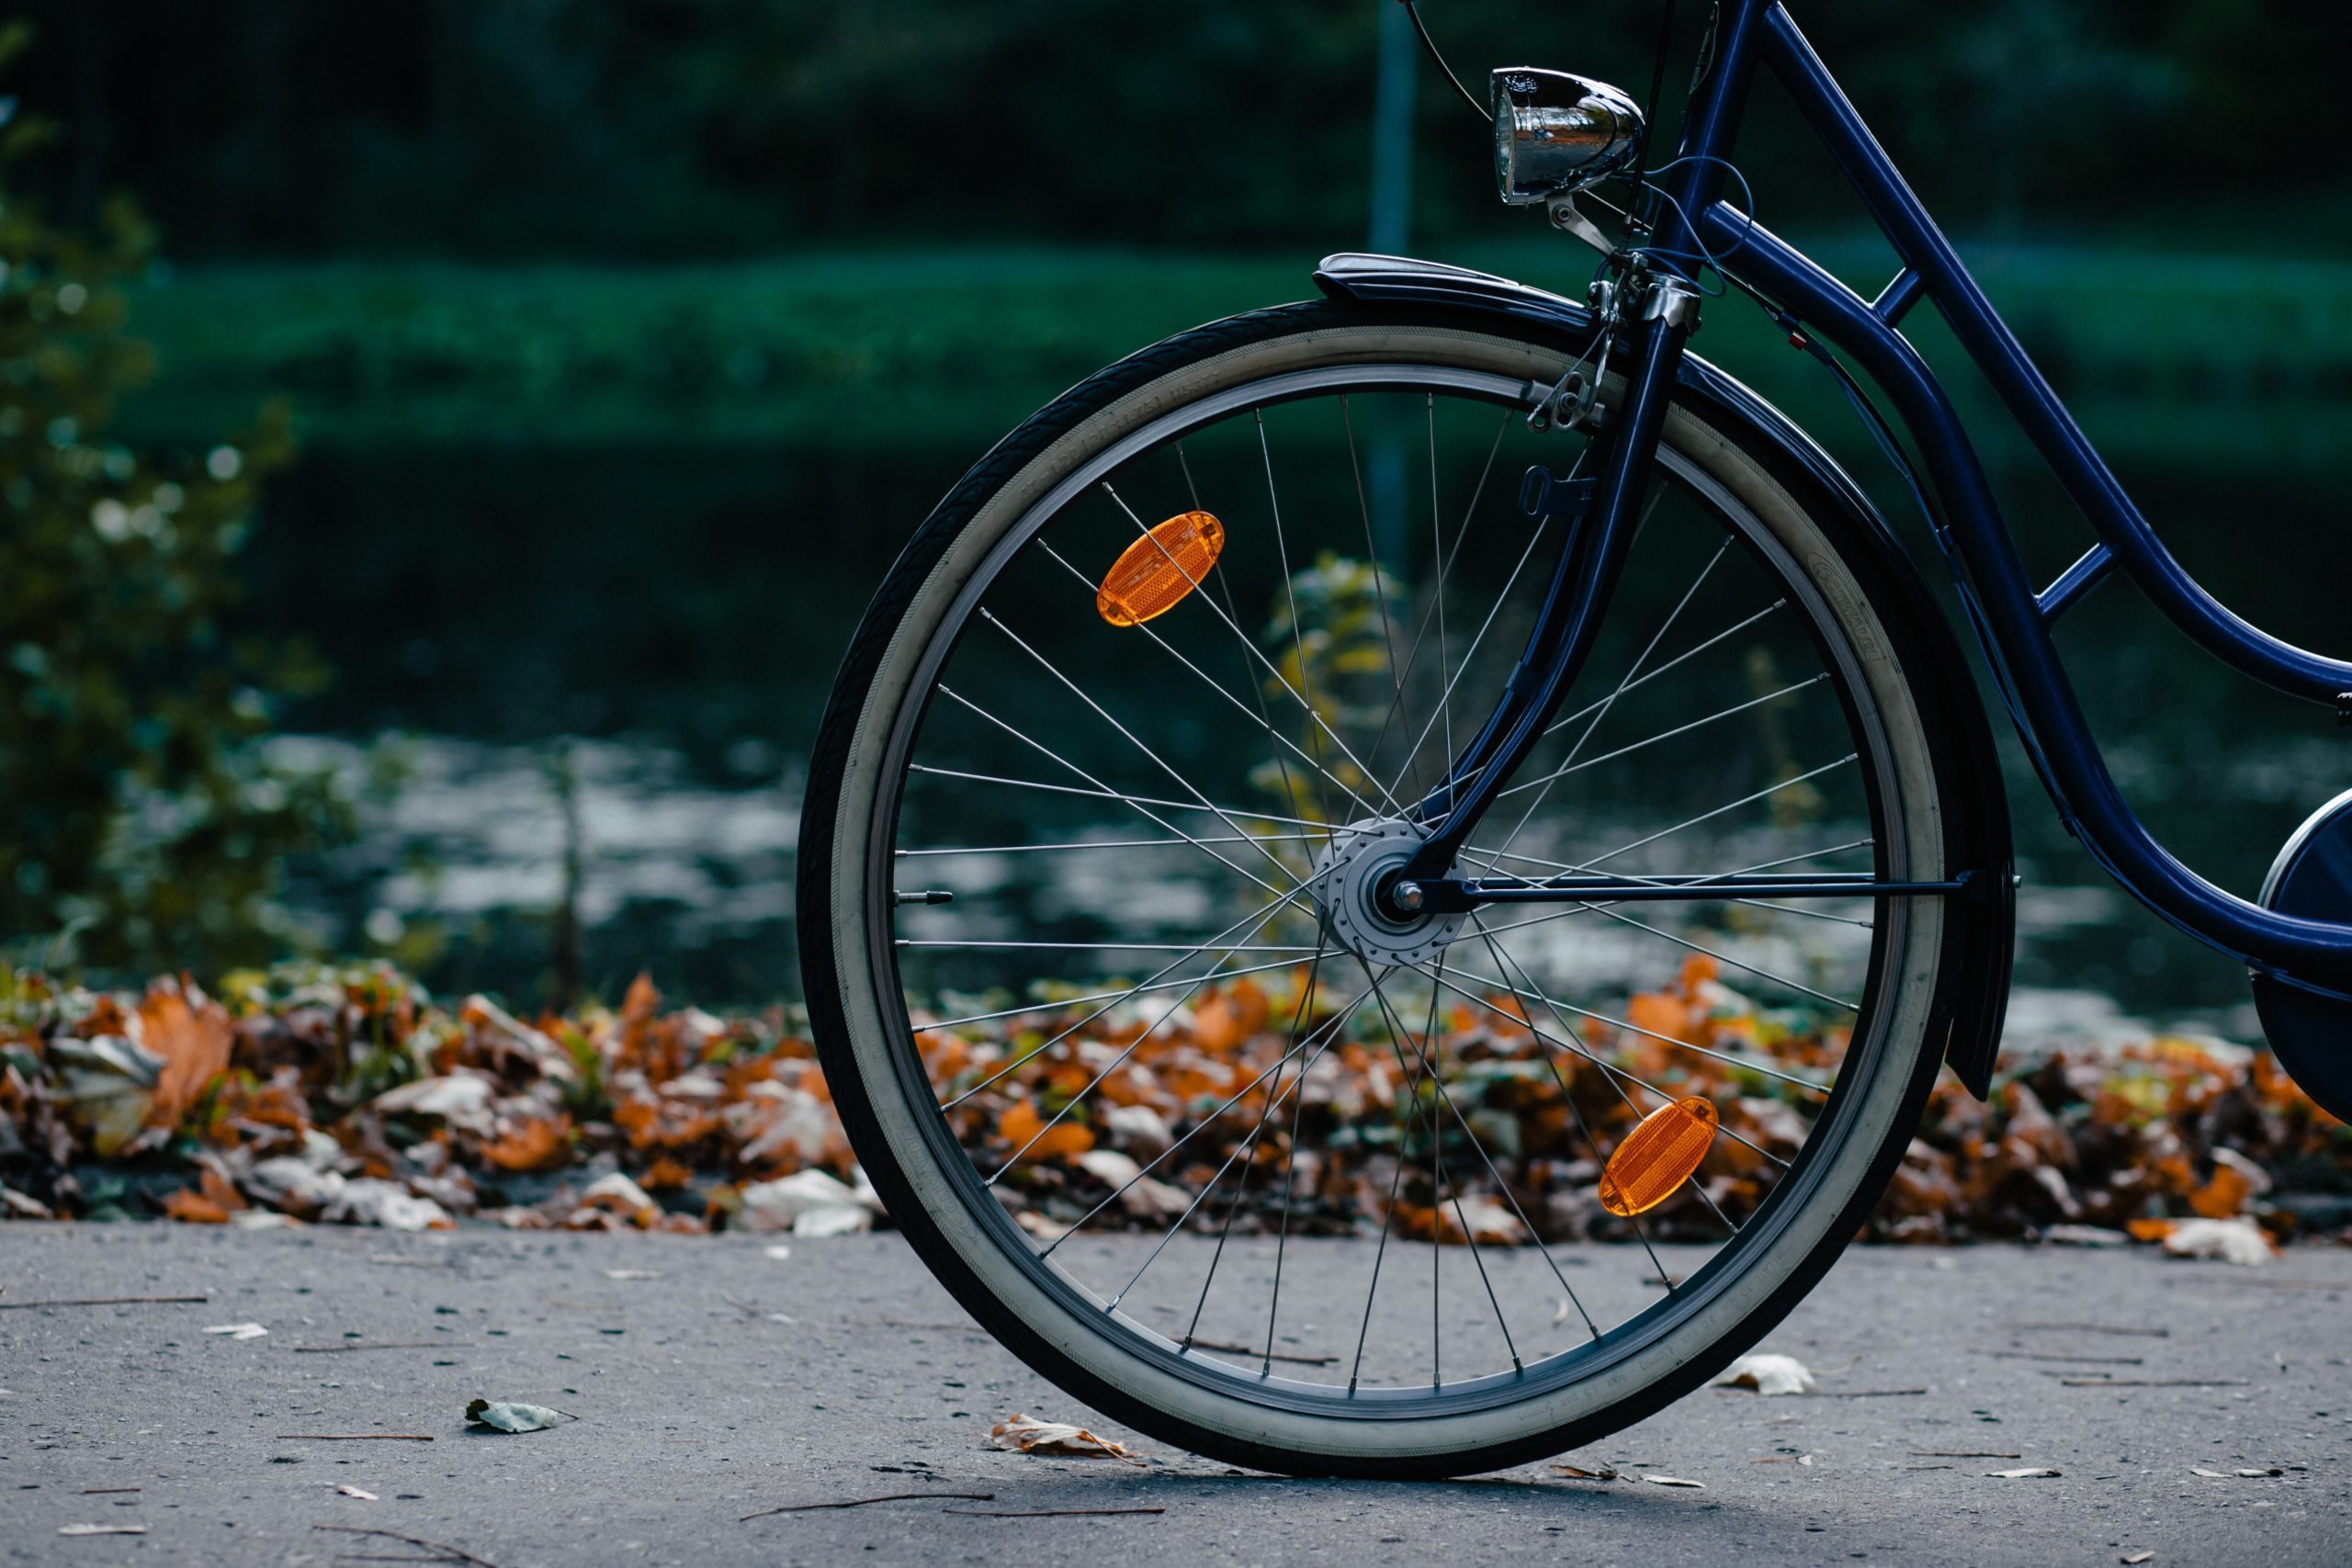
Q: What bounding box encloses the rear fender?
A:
[1315,253,2015,1097]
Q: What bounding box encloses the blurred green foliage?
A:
[0,22,352,976]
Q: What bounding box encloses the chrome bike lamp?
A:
[1491,68,1643,205]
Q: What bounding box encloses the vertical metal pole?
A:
[1366,3,1418,573]
[1368,1,1417,255]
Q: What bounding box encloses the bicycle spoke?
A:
[1035,541,1383,825]
[1538,601,1786,741]
[933,686,1294,898]
[903,939,1319,953]
[1470,921,1741,1240]
[976,614,1303,887]
[1381,507,1554,799]
[1357,955,1600,1342]
[1484,525,1718,863]
[1181,935,1333,1366]
[1491,673,1830,801]
[1255,408,1345,842]
[938,883,1311,1110]
[899,831,1332,857]
[907,764,1327,830]
[1581,904,1862,1012]
[1356,412,1522,792]
[1037,978,1380,1254]
[1098,481,1407,817]
[1400,959,1798,1171]
[1361,969,1523,1377]
[1340,395,1405,714]
[920,953,1315,1032]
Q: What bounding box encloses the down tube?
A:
[1700,209,2352,984]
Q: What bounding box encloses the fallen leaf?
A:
[1548,1462,1619,1481]
[163,1188,232,1224]
[578,1171,660,1222]
[464,1398,574,1433]
[1641,1474,1705,1488]
[2121,1553,2154,1565]
[322,1179,453,1232]
[1713,1353,1815,1396]
[138,980,233,1124]
[603,1269,664,1280]
[1986,1467,2062,1479]
[737,1169,878,1236]
[988,1413,1143,1465]
[47,1035,164,1157]
[763,1245,792,1261]
[2041,1224,2130,1248]
[2159,1217,2275,1267]
[58,1524,148,1536]
[336,1485,379,1500]
[996,1100,1094,1161]
[204,1322,268,1340]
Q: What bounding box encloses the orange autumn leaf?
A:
[162,1188,231,1224]
[140,982,233,1126]
[1192,979,1272,1054]
[640,1155,695,1191]
[997,1098,1093,1160]
[1625,989,1690,1044]
[481,1112,573,1172]
[1677,953,1720,997]
[198,1162,248,1214]
[2188,1162,2253,1219]
[2126,1217,2178,1243]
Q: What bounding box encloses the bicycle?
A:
[796,0,2352,1477]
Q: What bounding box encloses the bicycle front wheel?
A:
[798,300,1962,1476]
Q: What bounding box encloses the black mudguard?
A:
[1315,253,2015,1097]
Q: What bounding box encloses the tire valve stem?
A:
[894,889,956,907]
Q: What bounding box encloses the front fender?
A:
[1315,253,2015,1097]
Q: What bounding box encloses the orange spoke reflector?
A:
[1096,510,1225,627]
[1597,1096,1719,1217]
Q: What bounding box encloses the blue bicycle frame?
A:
[1402,0,2352,987]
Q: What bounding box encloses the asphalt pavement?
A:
[3,1225,2348,1567]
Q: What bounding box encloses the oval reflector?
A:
[1097,511,1225,627]
[1597,1096,1719,1217]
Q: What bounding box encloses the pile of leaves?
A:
[2,958,2346,1250]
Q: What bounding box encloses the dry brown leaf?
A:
[1548,1462,1619,1481]
[162,1187,231,1224]
[997,1100,1093,1160]
[139,981,233,1126]
[988,1413,1144,1465]
[480,1112,573,1173]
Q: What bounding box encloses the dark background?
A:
[13,0,2350,257]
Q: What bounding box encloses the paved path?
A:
[2,1226,2347,1566]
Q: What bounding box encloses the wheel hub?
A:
[1309,819,1467,969]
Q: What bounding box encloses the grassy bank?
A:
[120,243,2352,467]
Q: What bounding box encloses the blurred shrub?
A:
[0,23,350,976]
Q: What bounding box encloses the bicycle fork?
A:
[1383,279,1700,914]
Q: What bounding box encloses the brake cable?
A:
[1399,1,1490,122]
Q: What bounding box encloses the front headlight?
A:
[1492,68,1643,206]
